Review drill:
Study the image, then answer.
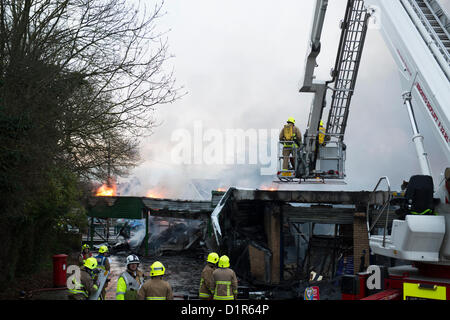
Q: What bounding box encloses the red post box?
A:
[52,254,68,287]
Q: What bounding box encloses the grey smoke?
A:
[117,0,450,199]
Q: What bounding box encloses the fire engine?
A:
[284,0,450,300]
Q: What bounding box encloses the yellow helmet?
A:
[207,252,219,264]
[84,257,98,270]
[287,117,295,124]
[218,255,230,268]
[320,120,324,127]
[150,261,165,277]
[82,244,90,251]
[98,245,108,254]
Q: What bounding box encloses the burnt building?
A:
[207,188,394,287]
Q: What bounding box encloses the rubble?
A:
[77,187,397,300]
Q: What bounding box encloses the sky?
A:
[118,0,450,199]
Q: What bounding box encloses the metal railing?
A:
[366,176,392,247]
[277,141,299,181]
[409,0,450,63]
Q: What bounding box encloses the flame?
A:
[259,184,278,191]
[146,188,166,199]
[95,183,117,196]
[217,187,227,192]
[95,178,117,196]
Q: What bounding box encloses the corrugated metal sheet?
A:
[87,196,213,220]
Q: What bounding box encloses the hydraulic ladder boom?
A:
[326,0,370,140]
[284,0,370,182]
[363,0,450,263]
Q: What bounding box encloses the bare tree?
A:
[0,0,182,283]
[1,0,182,180]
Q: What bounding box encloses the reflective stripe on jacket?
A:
[279,125,302,148]
[137,277,173,301]
[116,270,144,300]
[68,277,89,298]
[95,255,108,271]
[199,263,215,299]
[146,296,166,300]
[67,269,96,299]
[212,268,238,300]
[411,208,435,215]
[318,126,326,145]
[213,280,234,300]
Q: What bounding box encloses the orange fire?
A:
[95,178,117,196]
[217,187,227,192]
[259,184,278,191]
[146,188,166,199]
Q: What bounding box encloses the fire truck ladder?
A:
[325,0,370,141]
[403,0,450,80]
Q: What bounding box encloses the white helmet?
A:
[126,254,140,266]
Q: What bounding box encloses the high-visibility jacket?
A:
[212,267,238,300]
[137,277,173,300]
[78,252,92,266]
[116,270,144,300]
[411,208,435,215]
[95,254,110,271]
[318,125,326,145]
[67,268,98,300]
[199,263,216,299]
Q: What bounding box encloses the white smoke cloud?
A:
[119,0,449,198]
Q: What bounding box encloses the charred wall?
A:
[208,189,394,288]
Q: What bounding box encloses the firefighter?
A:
[78,243,92,266]
[212,255,238,300]
[318,120,326,146]
[279,117,302,170]
[68,257,99,300]
[95,245,111,272]
[198,252,219,299]
[95,245,111,299]
[137,261,173,300]
[116,254,145,300]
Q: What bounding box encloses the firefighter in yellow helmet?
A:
[137,261,173,300]
[199,252,219,299]
[67,257,99,300]
[95,245,111,299]
[78,243,92,266]
[116,254,145,300]
[279,117,302,170]
[95,245,110,271]
[212,255,238,300]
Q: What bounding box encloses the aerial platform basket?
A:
[276,140,346,183]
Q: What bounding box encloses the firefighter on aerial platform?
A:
[198,252,219,299]
[116,254,145,300]
[212,255,238,300]
[78,243,92,266]
[318,120,326,146]
[68,257,99,300]
[137,261,173,300]
[279,117,302,170]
